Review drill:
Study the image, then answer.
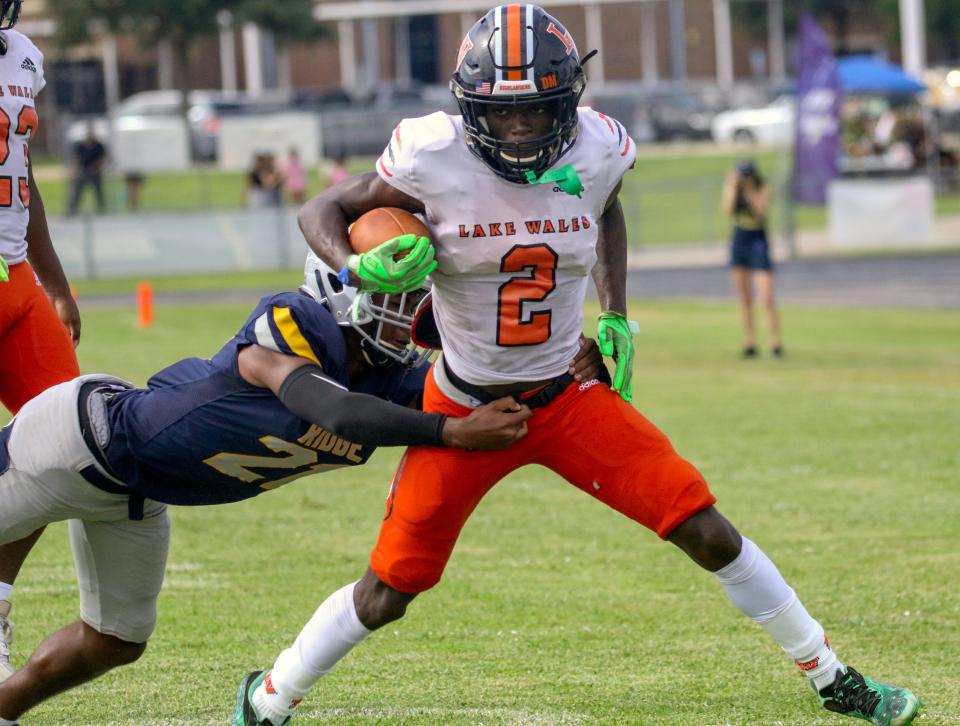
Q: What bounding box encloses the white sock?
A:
[714,537,842,691]
[0,582,12,603]
[0,717,17,725]
[254,581,371,719]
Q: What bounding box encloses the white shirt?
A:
[0,30,45,265]
[377,107,636,385]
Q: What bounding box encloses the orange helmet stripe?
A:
[506,4,522,80]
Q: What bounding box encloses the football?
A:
[349,207,431,256]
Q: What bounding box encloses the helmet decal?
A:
[456,34,474,70]
[545,22,576,55]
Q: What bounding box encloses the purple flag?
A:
[793,13,841,205]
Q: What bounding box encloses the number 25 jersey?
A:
[0,30,43,265]
[377,108,635,386]
[103,291,428,505]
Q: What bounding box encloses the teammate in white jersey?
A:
[235,6,921,725]
[0,0,82,690]
[0,1,80,410]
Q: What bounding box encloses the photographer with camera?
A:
[721,160,783,358]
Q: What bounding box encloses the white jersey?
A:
[0,30,44,265]
[377,107,636,385]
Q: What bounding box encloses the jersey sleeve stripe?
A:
[613,119,625,145]
[253,312,282,353]
[596,111,616,135]
[377,156,394,177]
[609,118,632,156]
[271,307,322,366]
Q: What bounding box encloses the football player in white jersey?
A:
[0,0,82,691]
[236,5,921,726]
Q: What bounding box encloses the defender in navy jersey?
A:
[103,288,427,506]
[0,248,605,722]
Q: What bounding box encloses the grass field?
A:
[5,296,958,725]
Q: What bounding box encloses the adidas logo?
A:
[21,57,36,73]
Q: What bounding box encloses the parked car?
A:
[645,89,716,141]
[710,95,795,146]
[114,90,249,161]
[65,90,249,163]
[318,82,449,158]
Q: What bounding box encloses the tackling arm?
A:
[237,345,532,450]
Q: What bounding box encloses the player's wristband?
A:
[336,264,351,286]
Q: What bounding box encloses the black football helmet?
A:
[451,4,587,184]
[0,0,21,30]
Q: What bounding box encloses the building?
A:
[15,0,896,151]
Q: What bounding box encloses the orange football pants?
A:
[0,262,79,414]
[370,366,717,593]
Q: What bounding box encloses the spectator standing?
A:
[67,123,107,216]
[245,152,282,208]
[123,171,146,212]
[721,160,783,358]
[323,153,350,188]
[281,148,308,205]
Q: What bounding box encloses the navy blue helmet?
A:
[451,4,588,184]
[0,0,21,30]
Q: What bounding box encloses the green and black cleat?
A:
[232,670,291,726]
[815,666,922,726]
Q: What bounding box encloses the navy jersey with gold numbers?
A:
[104,291,428,505]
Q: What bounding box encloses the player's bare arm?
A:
[592,180,640,401]
[24,158,81,345]
[298,172,425,275]
[592,180,627,316]
[237,344,530,450]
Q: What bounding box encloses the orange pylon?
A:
[137,281,153,328]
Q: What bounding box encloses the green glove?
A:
[345,234,437,293]
[0,257,7,283]
[597,311,640,403]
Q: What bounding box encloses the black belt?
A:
[77,380,145,521]
[442,359,574,410]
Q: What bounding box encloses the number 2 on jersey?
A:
[497,244,558,346]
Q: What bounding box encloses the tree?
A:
[877,0,960,63]
[232,0,329,46]
[734,0,959,65]
[731,0,879,54]
[47,0,325,95]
